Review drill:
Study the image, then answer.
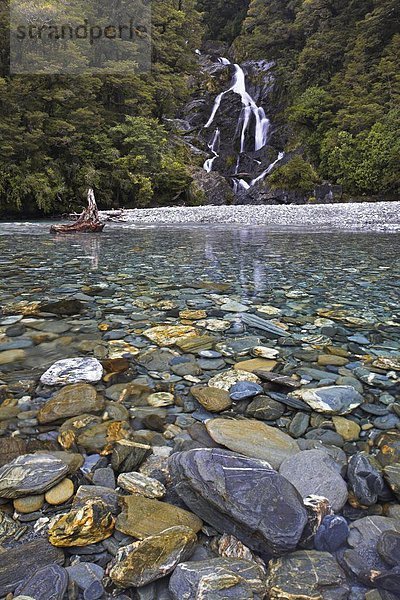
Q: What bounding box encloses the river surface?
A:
[0,222,399,386]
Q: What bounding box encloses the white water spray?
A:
[251,152,285,186]
[203,128,220,173]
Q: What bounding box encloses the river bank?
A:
[100,201,400,231]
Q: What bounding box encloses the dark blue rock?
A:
[374,567,400,594]
[229,381,263,401]
[18,564,68,600]
[169,448,307,559]
[347,453,385,507]
[314,515,349,552]
[83,580,105,600]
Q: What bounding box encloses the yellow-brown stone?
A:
[116,495,202,540]
[234,358,277,373]
[37,383,104,424]
[13,494,45,513]
[48,499,115,547]
[143,325,197,347]
[179,310,207,321]
[45,478,74,505]
[332,416,361,441]
[110,526,197,588]
[191,387,232,412]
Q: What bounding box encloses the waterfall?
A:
[203,57,282,190]
[251,152,285,186]
[204,61,271,153]
[203,128,220,173]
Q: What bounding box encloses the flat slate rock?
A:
[0,538,64,596]
[206,418,299,469]
[110,526,197,588]
[266,550,349,600]
[279,449,348,512]
[0,453,69,498]
[40,358,103,385]
[169,448,307,559]
[169,558,267,600]
[116,495,202,540]
[17,565,68,600]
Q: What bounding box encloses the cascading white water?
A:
[203,128,220,173]
[204,62,270,153]
[203,57,283,189]
[251,151,285,186]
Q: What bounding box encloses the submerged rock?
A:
[291,386,363,415]
[110,526,197,588]
[191,386,232,412]
[208,369,261,391]
[279,449,348,512]
[206,418,300,468]
[0,453,69,498]
[143,325,197,347]
[266,550,349,600]
[169,448,307,558]
[169,558,267,599]
[40,358,103,385]
[38,383,104,423]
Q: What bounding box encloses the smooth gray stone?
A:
[246,396,285,421]
[241,313,290,337]
[280,449,348,512]
[169,448,307,559]
[18,565,68,600]
[0,539,64,596]
[0,453,69,498]
[169,558,266,599]
[347,453,385,507]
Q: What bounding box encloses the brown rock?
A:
[143,325,197,347]
[111,439,152,473]
[110,526,197,588]
[45,478,74,505]
[13,494,45,513]
[234,358,277,374]
[191,386,232,412]
[332,416,361,441]
[38,384,104,424]
[116,495,202,539]
[76,420,131,454]
[318,355,348,367]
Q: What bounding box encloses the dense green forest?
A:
[0,0,399,216]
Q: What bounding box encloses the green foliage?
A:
[268,156,319,193]
[0,0,203,216]
[235,0,400,196]
[197,0,249,43]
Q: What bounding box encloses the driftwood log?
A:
[50,189,105,234]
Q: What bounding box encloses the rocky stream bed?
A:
[0,224,399,600]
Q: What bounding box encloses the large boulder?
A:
[169,448,307,559]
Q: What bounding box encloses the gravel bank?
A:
[102,201,400,231]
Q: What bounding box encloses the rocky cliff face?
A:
[173,48,294,206]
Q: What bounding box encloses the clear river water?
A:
[0,222,399,388]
